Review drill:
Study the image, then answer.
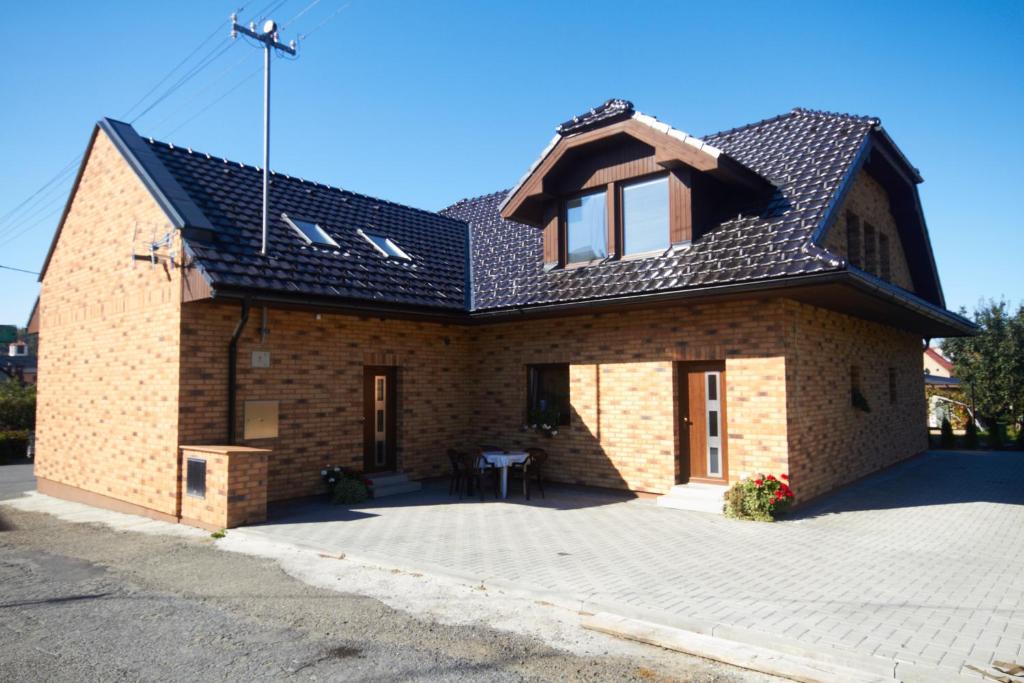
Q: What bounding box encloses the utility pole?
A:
[231,15,297,257]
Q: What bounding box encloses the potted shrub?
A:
[320,465,371,504]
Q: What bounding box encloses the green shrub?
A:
[965,418,979,449]
[723,474,795,521]
[940,418,955,449]
[0,430,29,462]
[0,382,35,430]
[988,422,1006,450]
[320,464,371,504]
[331,478,369,505]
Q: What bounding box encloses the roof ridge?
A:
[442,188,511,213]
[790,107,880,125]
[144,136,462,224]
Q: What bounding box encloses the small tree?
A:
[943,299,1024,428]
[0,381,35,431]
[940,418,955,448]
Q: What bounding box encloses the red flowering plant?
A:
[723,473,795,521]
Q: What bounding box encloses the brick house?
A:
[33,100,973,528]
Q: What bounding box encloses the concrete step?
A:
[656,483,727,514]
[366,472,422,498]
[365,472,409,487]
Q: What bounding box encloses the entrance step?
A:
[656,483,727,514]
[366,472,422,498]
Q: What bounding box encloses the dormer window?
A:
[622,175,669,255]
[566,191,607,263]
[283,213,338,248]
[359,229,411,261]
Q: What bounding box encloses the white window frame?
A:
[621,175,670,256]
[705,371,723,478]
[282,213,339,248]
[358,229,412,261]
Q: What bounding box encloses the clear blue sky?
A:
[1,0,1021,326]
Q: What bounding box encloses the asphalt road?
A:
[0,477,763,682]
[0,462,34,501]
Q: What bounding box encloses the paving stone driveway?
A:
[242,452,1024,678]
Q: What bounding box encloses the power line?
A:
[0,0,353,250]
[282,0,322,29]
[0,264,41,276]
[296,0,351,41]
[163,65,263,139]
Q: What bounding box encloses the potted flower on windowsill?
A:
[525,404,561,437]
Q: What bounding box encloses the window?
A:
[566,191,607,263]
[283,213,338,248]
[622,176,669,255]
[359,229,411,260]
[863,222,877,274]
[846,211,862,268]
[527,364,570,426]
[878,233,891,281]
[888,367,897,404]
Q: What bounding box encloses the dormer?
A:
[499,100,773,269]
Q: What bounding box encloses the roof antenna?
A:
[231,13,298,257]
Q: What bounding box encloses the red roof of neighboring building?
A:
[925,346,954,372]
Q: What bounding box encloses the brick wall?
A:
[823,169,915,292]
[783,300,927,501]
[464,300,790,494]
[35,129,184,517]
[178,298,790,499]
[179,445,269,529]
[178,301,473,502]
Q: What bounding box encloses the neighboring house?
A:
[0,340,37,385]
[924,346,954,378]
[33,100,973,529]
[923,345,966,428]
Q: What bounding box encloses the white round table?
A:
[480,451,528,499]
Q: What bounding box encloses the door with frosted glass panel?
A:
[677,361,729,483]
[363,366,397,473]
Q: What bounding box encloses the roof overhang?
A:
[468,270,976,337]
[200,269,976,338]
[499,116,773,227]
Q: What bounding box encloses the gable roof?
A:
[499,99,770,224]
[448,107,875,311]
[145,137,469,311]
[38,108,973,335]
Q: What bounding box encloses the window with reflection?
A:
[623,176,669,255]
[566,191,607,263]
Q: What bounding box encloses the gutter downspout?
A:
[227,298,251,444]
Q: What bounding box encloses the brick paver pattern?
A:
[246,452,1024,676]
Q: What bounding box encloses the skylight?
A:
[282,213,338,248]
[359,229,411,260]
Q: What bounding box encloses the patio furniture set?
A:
[446,447,548,501]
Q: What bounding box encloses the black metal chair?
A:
[463,449,500,501]
[509,447,547,500]
[447,448,468,498]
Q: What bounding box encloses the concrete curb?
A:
[582,611,893,683]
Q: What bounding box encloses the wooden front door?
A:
[678,361,728,483]
[363,366,397,473]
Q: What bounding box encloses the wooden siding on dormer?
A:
[669,168,693,244]
[547,137,659,195]
[542,202,560,267]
